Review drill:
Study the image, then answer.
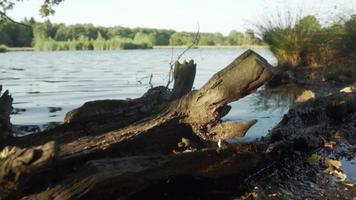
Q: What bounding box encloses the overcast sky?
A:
[8,0,356,35]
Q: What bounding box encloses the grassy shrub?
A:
[258,11,356,83]
[0,44,7,52]
[342,15,356,54]
[263,27,302,67]
[260,15,324,67]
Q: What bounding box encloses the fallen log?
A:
[15,91,356,200]
[22,147,267,200]
[56,49,273,159]
[1,50,275,199]
[8,50,273,154]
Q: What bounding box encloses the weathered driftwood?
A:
[0,141,56,200]
[0,86,13,146]
[13,91,355,200]
[23,147,267,200]
[1,50,277,199]
[8,50,273,151]
[19,91,356,200]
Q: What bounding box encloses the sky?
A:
[7,0,356,35]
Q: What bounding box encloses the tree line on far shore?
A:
[0,19,263,50]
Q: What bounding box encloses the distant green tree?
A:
[0,19,32,46]
[154,30,175,45]
[0,27,13,46]
[227,31,244,45]
[244,29,259,45]
[343,15,356,53]
[134,31,156,46]
[15,22,33,46]
[169,32,195,45]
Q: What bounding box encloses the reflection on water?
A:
[342,158,356,181]
[253,84,303,111]
[0,48,296,139]
[226,84,301,142]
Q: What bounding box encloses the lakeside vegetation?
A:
[0,44,7,52]
[0,19,262,51]
[259,14,356,82]
[0,13,354,83]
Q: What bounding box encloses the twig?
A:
[136,73,154,89]
[166,23,200,88]
[148,74,153,89]
[0,11,31,27]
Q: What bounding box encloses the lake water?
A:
[0,48,296,140]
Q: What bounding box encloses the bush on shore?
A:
[0,44,7,53]
[259,14,356,69]
[258,12,356,83]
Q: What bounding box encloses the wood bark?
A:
[22,147,267,200]
[170,60,196,100]
[0,141,56,199]
[0,86,13,146]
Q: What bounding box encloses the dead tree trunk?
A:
[22,147,267,200]
[3,91,355,200]
[8,50,273,150]
[1,50,277,199]
[0,86,13,146]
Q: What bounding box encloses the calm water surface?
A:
[0,48,296,140]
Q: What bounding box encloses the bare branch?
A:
[148,74,153,88]
[0,10,31,27]
[136,73,154,89]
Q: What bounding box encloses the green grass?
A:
[0,44,7,53]
[259,15,326,67]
